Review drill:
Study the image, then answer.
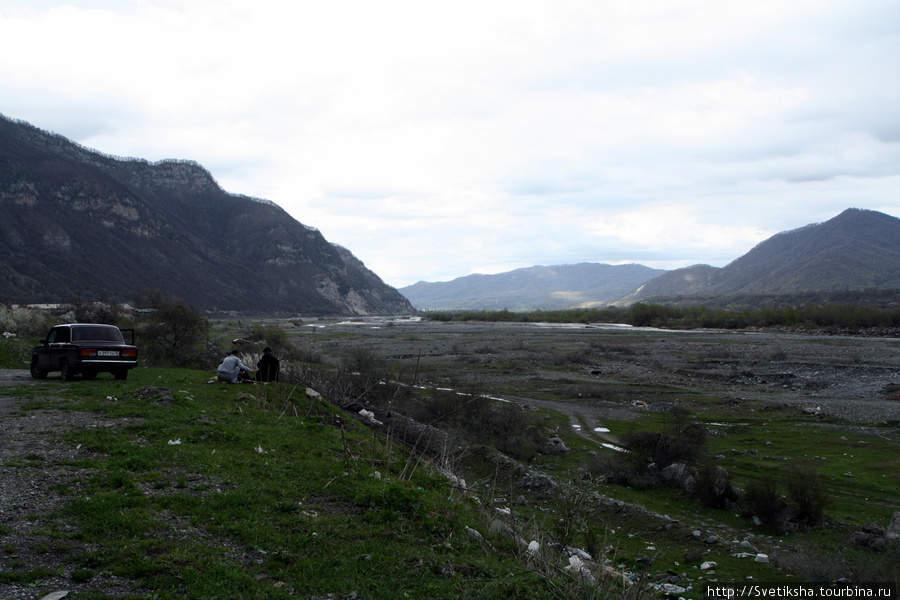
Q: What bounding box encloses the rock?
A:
[691,529,702,538]
[661,462,686,486]
[886,512,900,540]
[740,540,759,552]
[849,531,875,547]
[869,537,891,551]
[862,522,885,536]
[637,555,653,567]
[489,519,523,543]
[517,471,559,490]
[752,516,763,526]
[705,535,719,544]
[683,552,703,564]
[541,436,570,455]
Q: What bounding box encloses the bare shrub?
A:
[620,423,707,469]
[742,477,787,527]
[586,451,657,488]
[694,463,738,508]
[784,460,829,526]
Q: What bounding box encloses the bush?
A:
[246,323,290,355]
[784,460,828,526]
[694,463,737,508]
[620,423,707,469]
[742,477,787,527]
[0,305,57,337]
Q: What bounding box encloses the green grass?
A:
[3,352,900,598]
[0,367,589,599]
[0,336,32,369]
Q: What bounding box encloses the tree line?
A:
[425,302,900,331]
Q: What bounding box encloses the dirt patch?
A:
[0,392,144,599]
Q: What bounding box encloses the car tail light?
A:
[122,349,137,358]
[80,348,97,357]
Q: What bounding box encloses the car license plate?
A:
[97,350,119,357]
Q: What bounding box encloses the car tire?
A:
[114,368,128,381]
[60,359,75,381]
[30,360,48,380]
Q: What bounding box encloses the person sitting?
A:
[256,347,280,382]
[217,350,256,383]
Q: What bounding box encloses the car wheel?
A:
[30,359,48,379]
[60,359,75,381]
[114,368,128,380]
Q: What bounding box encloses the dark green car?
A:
[30,324,138,380]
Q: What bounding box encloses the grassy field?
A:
[1,323,899,599]
[2,366,589,599]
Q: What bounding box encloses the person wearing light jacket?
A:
[217,350,256,383]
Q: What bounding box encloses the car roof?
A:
[56,323,119,328]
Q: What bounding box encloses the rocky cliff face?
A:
[0,114,415,316]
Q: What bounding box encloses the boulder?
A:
[849,531,876,547]
[541,436,570,455]
[862,522,885,536]
[886,512,900,540]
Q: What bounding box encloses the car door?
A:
[46,327,69,370]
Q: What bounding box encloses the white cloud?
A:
[1,0,898,288]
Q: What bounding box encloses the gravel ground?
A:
[298,319,900,425]
[0,375,143,599]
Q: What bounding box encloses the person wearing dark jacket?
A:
[256,347,280,382]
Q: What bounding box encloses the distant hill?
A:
[0,114,414,315]
[399,263,666,311]
[617,208,900,304]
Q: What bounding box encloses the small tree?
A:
[139,298,210,368]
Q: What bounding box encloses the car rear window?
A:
[71,326,125,342]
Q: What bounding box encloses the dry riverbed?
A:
[296,318,900,426]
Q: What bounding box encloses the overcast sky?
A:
[1,0,898,288]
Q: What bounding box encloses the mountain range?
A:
[617,208,900,304]
[0,114,414,315]
[400,263,665,311]
[402,208,900,311]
